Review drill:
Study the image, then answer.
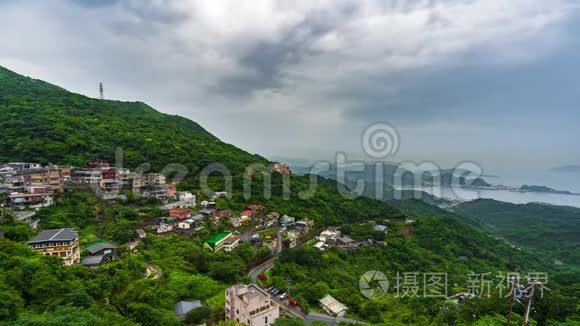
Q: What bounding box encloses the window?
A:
[265,316,268,324]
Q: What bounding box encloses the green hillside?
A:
[1,66,578,325]
[454,199,580,268]
[0,65,265,174]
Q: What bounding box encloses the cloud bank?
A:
[1,0,579,168]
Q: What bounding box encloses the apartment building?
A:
[27,228,81,265]
[225,284,279,326]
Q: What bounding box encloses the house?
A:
[85,241,119,257]
[8,162,42,172]
[80,255,110,269]
[135,229,146,239]
[267,212,280,220]
[161,192,196,210]
[319,294,348,317]
[279,215,295,227]
[175,300,203,320]
[314,241,325,251]
[87,160,110,169]
[161,198,196,210]
[213,209,233,223]
[373,224,388,234]
[200,200,216,209]
[204,232,236,252]
[155,223,173,234]
[166,183,177,198]
[230,216,243,228]
[222,235,240,252]
[199,208,215,218]
[272,163,290,175]
[100,168,120,193]
[211,191,228,200]
[319,228,340,243]
[169,208,193,220]
[282,230,299,249]
[72,170,102,187]
[81,241,119,269]
[294,220,309,232]
[178,218,195,229]
[176,191,195,201]
[246,204,266,213]
[336,235,355,249]
[9,191,54,209]
[240,209,253,219]
[225,284,279,326]
[27,228,80,265]
[13,211,39,229]
[143,184,169,199]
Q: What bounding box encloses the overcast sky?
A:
[1,0,579,170]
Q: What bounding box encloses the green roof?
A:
[205,232,231,248]
[84,239,110,249]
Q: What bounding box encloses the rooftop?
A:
[319,294,348,316]
[85,241,118,254]
[205,232,232,248]
[27,228,78,244]
[80,255,106,266]
[175,300,202,316]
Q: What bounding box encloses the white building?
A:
[225,284,279,326]
[222,235,240,252]
[319,228,340,243]
[178,218,195,229]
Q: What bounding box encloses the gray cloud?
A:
[0,0,579,168]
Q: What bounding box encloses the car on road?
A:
[278,293,287,299]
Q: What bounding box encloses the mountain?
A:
[454,199,580,268]
[519,185,574,195]
[0,65,403,226]
[0,65,266,175]
[1,66,578,325]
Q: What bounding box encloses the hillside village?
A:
[0,160,394,325]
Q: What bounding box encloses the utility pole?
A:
[523,281,538,326]
[506,273,519,326]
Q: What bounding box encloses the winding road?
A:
[248,248,365,325]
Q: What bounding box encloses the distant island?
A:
[518,185,578,195]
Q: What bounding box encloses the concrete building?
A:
[81,241,119,269]
[225,284,279,326]
[204,232,239,252]
[13,211,39,229]
[27,228,80,265]
[222,235,240,252]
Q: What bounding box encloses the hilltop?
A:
[0,65,266,175]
